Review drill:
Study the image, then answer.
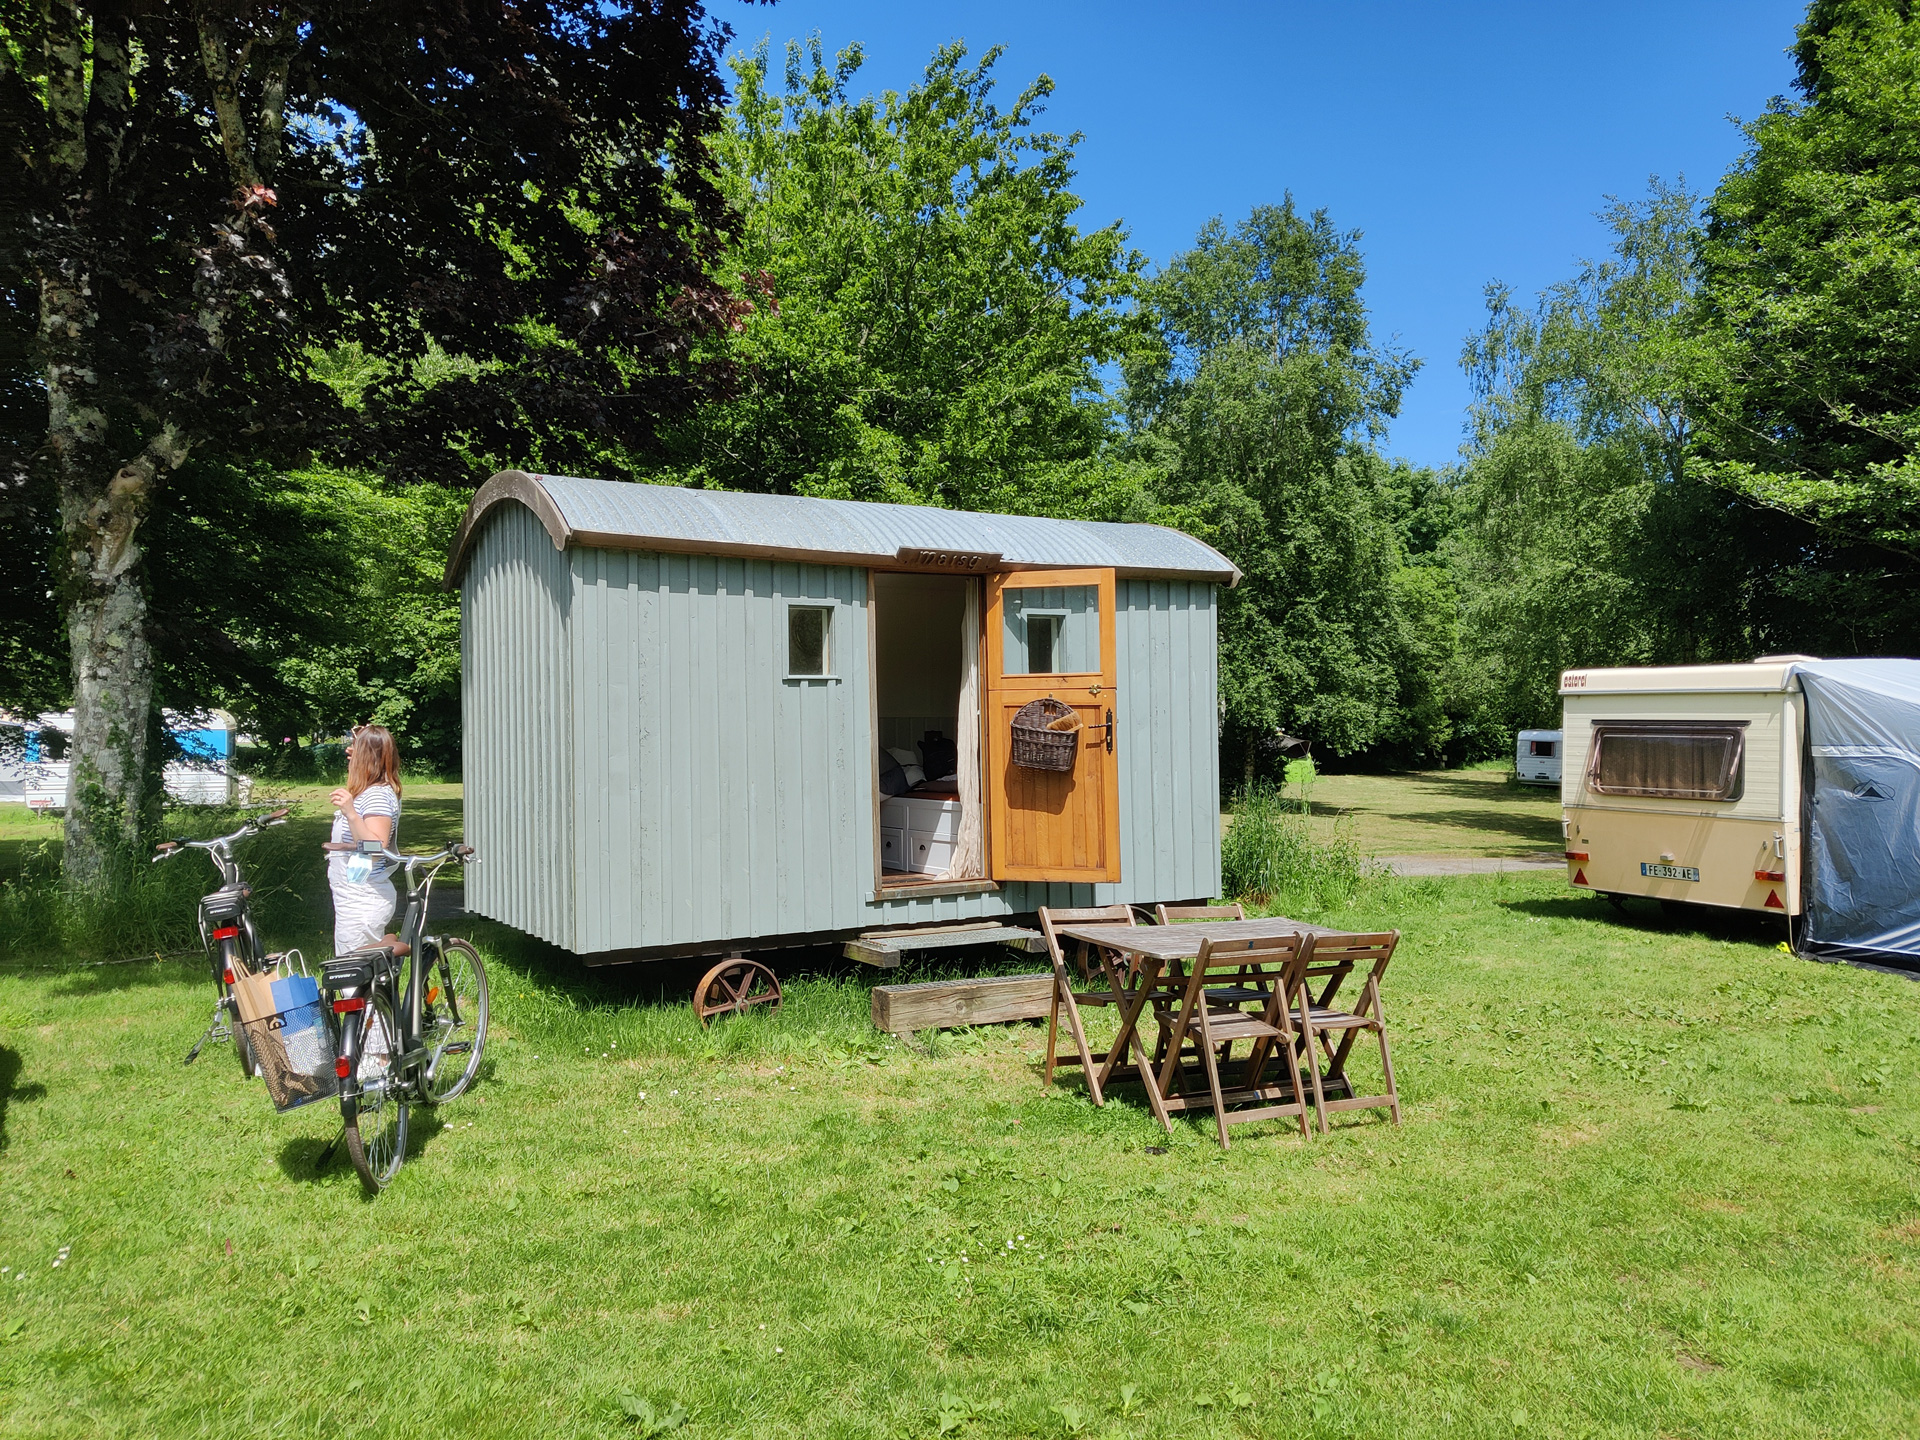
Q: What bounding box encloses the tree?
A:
[1688,0,1920,646]
[1129,200,1419,772]
[652,37,1150,518]
[1,2,746,878]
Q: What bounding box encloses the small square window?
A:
[788,605,832,677]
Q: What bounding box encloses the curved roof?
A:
[445,471,1241,588]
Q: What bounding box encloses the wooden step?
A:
[871,972,1055,1033]
[842,922,1044,970]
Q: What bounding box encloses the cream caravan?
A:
[1560,659,1920,970]
[1559,662,1808,917]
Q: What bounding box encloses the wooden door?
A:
[983,568,1121,882]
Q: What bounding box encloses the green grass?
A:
[1295,767,1565,859]
[4,858,1919,1437]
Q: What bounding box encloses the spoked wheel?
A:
[693,957,782,1027]
[344,993,409,1194]
[422,938,489,1105]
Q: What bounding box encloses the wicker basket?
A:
[1010,697,1081,772]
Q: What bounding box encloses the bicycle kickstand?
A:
[315,1127,345,1170]
[182,1002,233,1066]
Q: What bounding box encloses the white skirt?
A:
[331,876,397,958]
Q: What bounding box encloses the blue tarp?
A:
[1795,660,1920,965]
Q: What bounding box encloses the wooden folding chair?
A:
[1150,901,1266,1036]
[1156,932,1315,1149]
[1291,931,1402,1132]
[1154,902,1245,924]
[1038,905,1136,1106]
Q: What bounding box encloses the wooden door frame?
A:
[983,566,1122,883]
[867,570,1000,901]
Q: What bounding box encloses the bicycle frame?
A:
[326,843,468,1119]
[155,808,290,1065]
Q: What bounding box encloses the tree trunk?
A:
[42,248,187,880]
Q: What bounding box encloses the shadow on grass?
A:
[1500,891,1788,947]
[0,1045,49,1152]
[276,1107,449,1191]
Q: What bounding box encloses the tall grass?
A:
[1220,780,1367,910]
[0,808,321,967]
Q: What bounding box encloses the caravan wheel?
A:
[694,958,782,1027]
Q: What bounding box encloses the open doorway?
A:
[872,571,985,888]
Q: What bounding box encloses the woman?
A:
[329,724,403,957]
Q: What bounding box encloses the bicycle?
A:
[319,839,487,1193]
[154,806,295,1073]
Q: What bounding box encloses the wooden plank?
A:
[871,973,1055,1032]
[843,922,1044,968]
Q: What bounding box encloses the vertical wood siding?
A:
[461,506,577,949]
[462,516,1221,955]
[569,549,872,953]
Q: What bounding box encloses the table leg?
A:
[1095,954,1173,1133]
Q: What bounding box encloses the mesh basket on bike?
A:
[235,972,339,1113]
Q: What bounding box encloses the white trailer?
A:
[1515,729,1562,787]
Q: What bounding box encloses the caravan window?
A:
[1528,739,1556,757]
[1587,721,1746,800]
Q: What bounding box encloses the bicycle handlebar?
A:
[322,841,475,868]
[152,806,291,862]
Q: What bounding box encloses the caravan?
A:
[1561,658,1920,967]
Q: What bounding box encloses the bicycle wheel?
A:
[218,940,258,1080]
[344,993,409,1194]
[422,938,488,1104]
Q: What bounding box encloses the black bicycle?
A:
[154,806,294,1073]
[320,839,487,1193]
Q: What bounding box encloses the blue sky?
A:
[719,1,1807,469]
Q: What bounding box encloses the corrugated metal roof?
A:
[445,471,1241,587]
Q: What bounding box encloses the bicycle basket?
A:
[238,973,339,1113]
[1009,697,1080,772]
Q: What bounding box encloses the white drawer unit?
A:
[880,826,906,870]
[882,795,957,840]
[911,831,953,875]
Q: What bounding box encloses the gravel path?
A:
[1378,854,1564,877]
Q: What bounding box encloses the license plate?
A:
[1641,862,1699,882]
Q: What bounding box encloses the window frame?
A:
[1586,720,1748,801]
[782,599,838,681]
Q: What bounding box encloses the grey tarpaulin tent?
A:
[1797,659,1920,966]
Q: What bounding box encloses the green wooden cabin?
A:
[445,472,1239,962]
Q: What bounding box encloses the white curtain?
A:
[945,578,985,879]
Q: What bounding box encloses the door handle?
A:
[1081,709,1116,753]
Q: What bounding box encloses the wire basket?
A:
[1010,697,1081,772]
[240,997,339,1113]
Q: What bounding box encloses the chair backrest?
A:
[1299,931,1399,1004]
[1037,904,1135,973]
[1156,902,1245,925]
[1178,931,1314,1017]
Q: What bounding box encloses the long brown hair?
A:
[346,724,403,797]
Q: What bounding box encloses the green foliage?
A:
[1130,201,1491,768]
[1694,0,1920,580]
[264,470,467,772]
[652,38,1150,516]
[1219,781,1365,910]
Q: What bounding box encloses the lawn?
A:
[3,829,1918,1437]
[1295,766,1564,860]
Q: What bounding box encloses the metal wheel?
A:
[694,957,782,1027]
[422,938,489,1105]
[344,993,408,1194]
